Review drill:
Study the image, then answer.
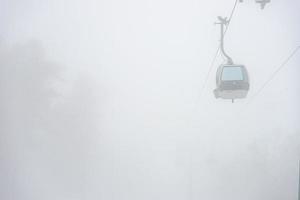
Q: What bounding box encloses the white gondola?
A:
[213,17,250,102]
[214,64,249,100]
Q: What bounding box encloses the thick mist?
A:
[1,0,300,200]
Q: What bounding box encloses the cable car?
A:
[213,16,250,102]
[255,0,270,9]
[214,64,249,101]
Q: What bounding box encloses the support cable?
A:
[246,46,300,105]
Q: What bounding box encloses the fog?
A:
[0,0,300,199]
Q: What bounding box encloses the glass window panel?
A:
[221,66,244,81]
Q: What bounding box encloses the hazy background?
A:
[0,0,300,199]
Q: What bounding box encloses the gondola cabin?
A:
[214,64,249,101]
